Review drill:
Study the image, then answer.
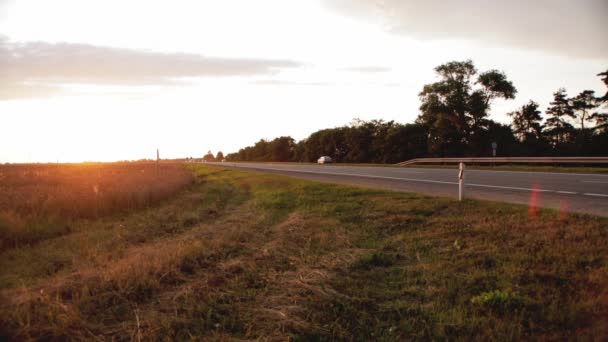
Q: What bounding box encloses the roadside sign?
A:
[491,142,497,157]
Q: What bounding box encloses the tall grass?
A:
[0,162,193,249]
[0,165,606,340]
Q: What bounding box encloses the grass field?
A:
[0,162,193,250]
[0,164,607,340]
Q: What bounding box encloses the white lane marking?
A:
[584,193,608,197]
[467,183,553,192]
[381,169,425,174]
[344,174,457,185]
[463,169,608,178]
[556,191,577,194]
[581,180,608,184]
[241,166,459,185]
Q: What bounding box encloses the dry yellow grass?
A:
[0,165,606,340]
[0,162,193,249]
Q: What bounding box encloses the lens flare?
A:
[558,199,568,221]
[528,185,540,219]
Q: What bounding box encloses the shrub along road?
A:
[211,162,608,217]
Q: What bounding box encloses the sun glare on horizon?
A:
[1,0,606,162]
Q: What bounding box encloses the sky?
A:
[1,0,606,162]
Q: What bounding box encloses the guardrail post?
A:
[458,162,466,201]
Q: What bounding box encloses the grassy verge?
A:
[0,165,606,340]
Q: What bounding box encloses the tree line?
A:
[221,60,607,163]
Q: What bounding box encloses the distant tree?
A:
[304,128,347,162]
[253,141,267,160]
[215,151,224,161]
[368,120,397,163]
[417,60,516,156]
[293,140,306,162]
[590,131,608,156]
[508,100,543,141]
[303,130,326,162]
[571,90,597,132]
[203,150,215,162]
[344,121,374,162]
[225,66,608,161]
[269,136,296,162]
[383,122,428,163]
[591,70,608,132]
[483,121,521,157]
[507,101,550,155]
[286,119,427,163]
[544,88,575,147]
[598,70,608,100]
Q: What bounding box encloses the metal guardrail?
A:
[396,157,608,166]
[395,157,608,201]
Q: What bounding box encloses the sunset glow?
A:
[1,0,606,162]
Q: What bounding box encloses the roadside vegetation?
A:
[222,62,607,165]
[1,164,606,340]
[0,162,193,250]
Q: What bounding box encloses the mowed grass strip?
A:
[0,164,606,340]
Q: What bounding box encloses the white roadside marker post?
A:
[156,149,160,177]
[458,162,466,201]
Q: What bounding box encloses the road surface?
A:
[208,162,608,217]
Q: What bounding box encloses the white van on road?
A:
[317,156,333,164]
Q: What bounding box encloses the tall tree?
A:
[591,70,608,132]
[215,151,224,161]
[508,100,543,141]
[508,100,549,155]
[417,60,516,157]
[571,90,597,131]
[203,150,215,162]
[384,123,428,163]
[597,70,608,101]
[269,136,296,162]
[545,88,575,146]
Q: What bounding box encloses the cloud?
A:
[323,0,608,59]
[341,66,391,73]
[0,0,12,20]
[0,36,301,100]
[252,80,333,87]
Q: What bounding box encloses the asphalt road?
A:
[208,162,608,217]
